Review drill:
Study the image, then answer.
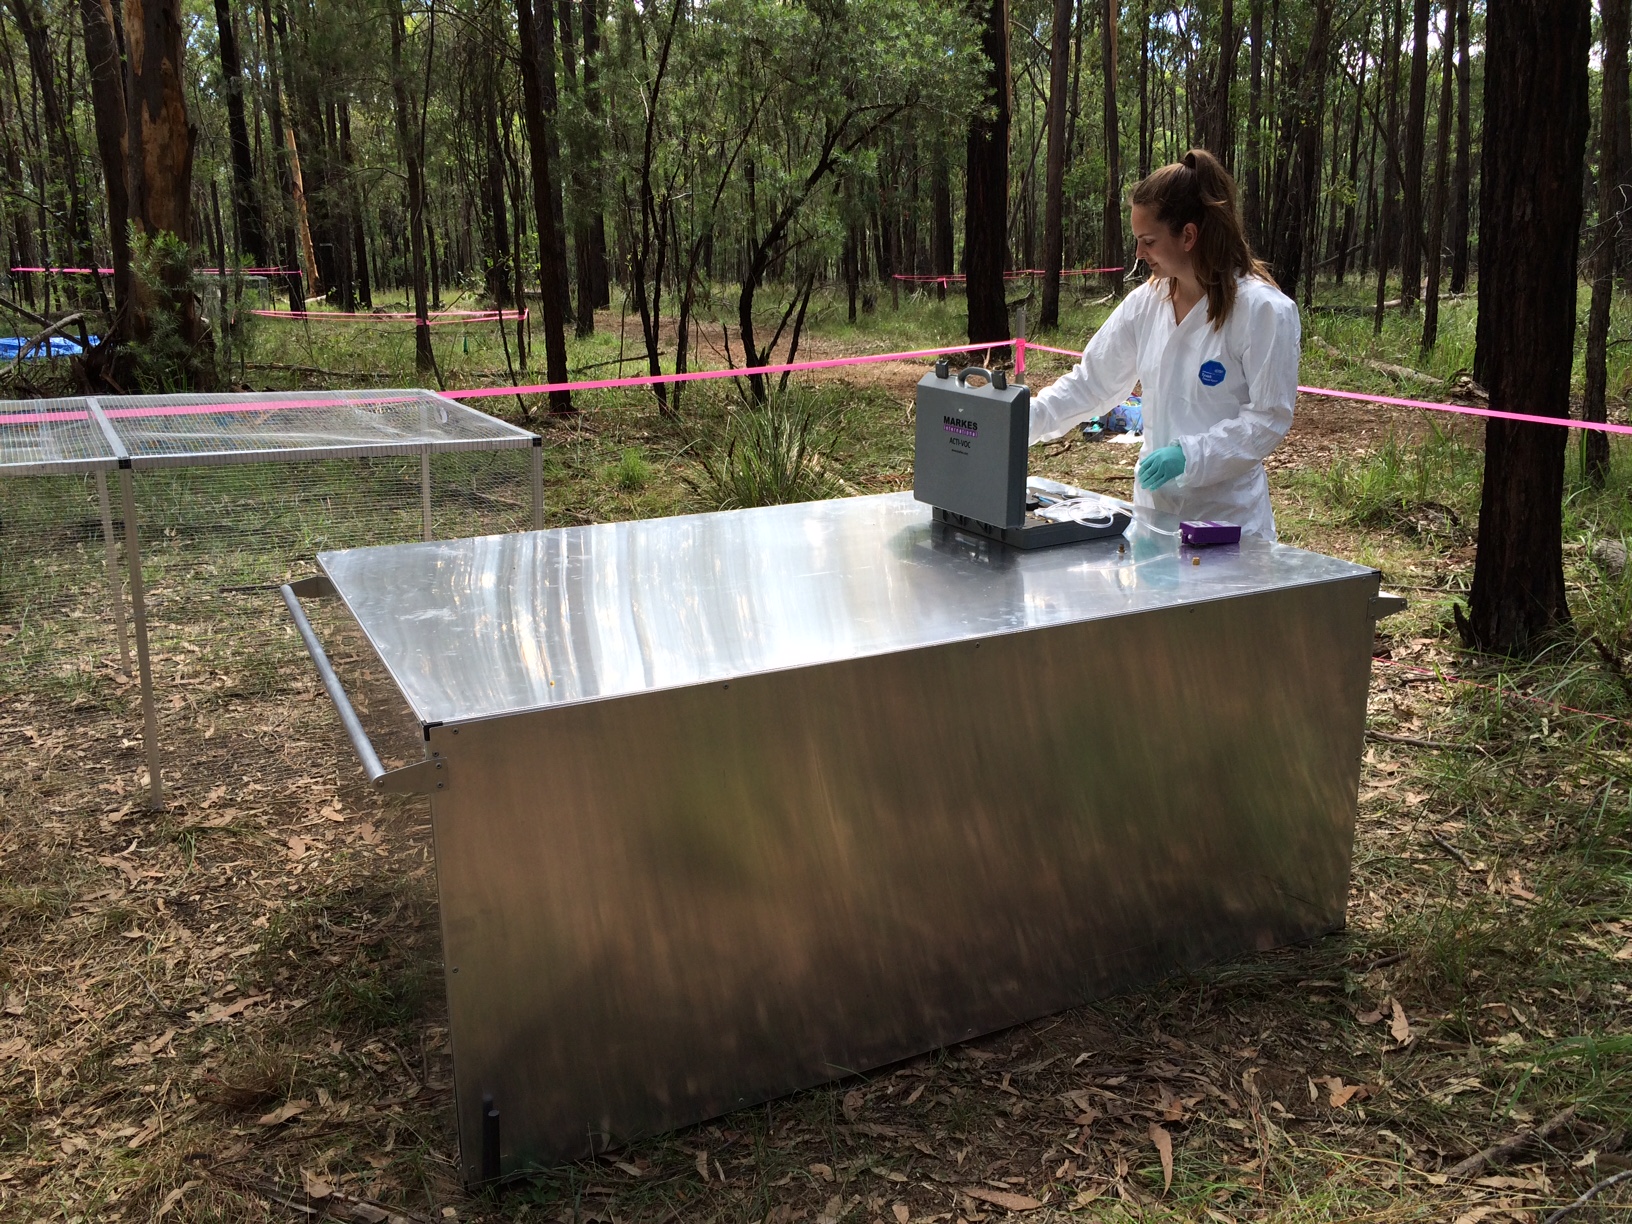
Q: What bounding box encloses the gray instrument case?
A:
[912,360,1130,548]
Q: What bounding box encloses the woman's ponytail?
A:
[1130,148,1273,327]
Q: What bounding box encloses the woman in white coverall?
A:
[1029,149,1300,540]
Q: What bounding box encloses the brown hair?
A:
[1129,148,1273,328]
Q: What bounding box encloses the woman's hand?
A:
[1136,443,1186,490]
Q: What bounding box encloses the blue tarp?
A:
[0,334,97,360]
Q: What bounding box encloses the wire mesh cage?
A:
[0,391,541,806]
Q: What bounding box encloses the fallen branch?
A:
[0,292,51,328]
[7,311,86,377]
[1307,336,1443,385]
[1427,829,1476,871]
[1543,1167,1632,1224]
[1365,729,1481,751]
[1446,1105,1577,1180]
[244,362,393,380]
[201,1163,434,1223]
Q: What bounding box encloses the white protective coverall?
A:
[1029,273,1301,540]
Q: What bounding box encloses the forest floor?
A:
[1,278,1630,1224]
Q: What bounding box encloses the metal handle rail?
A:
[280,577,448,795]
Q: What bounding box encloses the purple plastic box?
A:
[1180,520,1242,546]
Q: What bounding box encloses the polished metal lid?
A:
[317,491,1374,726]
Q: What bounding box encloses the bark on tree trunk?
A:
[8,0,102,299]
[1336,39,1368,283]
[931,137,955,303]
[1449,0,1472,291]
[1421,0,1456,350]
[1583,0,1627,484]
[1101,0,1124,295]
[257,0,304,309]
[535,0,573,326]
[1461,0,1591,656]
[485,103,512,307]
[1373,0,1403,334]
[965,0,1011,346]
[341,100,371,307]
[268,0,322,296]
[1399,0,1430,308]
[1245,0,1264,248]
[214,0,267,268]
[1039,0,1073,330]
[515,0,573,411]
[1270,0,1329,296]
[78,0,132,345]
[1205,0,1238,167]
[125,0,214,385]
[390,0,434,373]
[582,0,609,309]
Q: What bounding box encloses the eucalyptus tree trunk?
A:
[1335,39,1368,283]
[390,0,434,373]
[78,0,131,342]
[1204,0,1238,166]
[1583,0,1628,485]
[7,0,101,301]
[1270,0,1329,296]
[213,0,267,268]
[266,0,321,296]
[1100,0,1124,295]
[515,0,573,411]
[1421,0,1456,350]
[965,0,1011,345]
[1461,0,1590,656]
[1399,0,1430,308]
[1245,0,1264,247]
[125,0,215,384]
[340,100,371,307]
[1449,0,1472,291]
[931,138,955,303]
[1373,0,1402,334]
[1039,0,1073,330]
[582,0,610,309]
[257,0,304,308]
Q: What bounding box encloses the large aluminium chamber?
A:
[282,490,1401,1181]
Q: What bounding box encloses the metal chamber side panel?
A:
[430,574,1374,1176]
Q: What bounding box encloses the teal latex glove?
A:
[1137,443,1185,491]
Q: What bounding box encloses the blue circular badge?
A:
[1199,360,1227,386]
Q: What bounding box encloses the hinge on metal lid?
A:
[287,574,336,598]
[375,757,448,794]
[1369,591,1408,620]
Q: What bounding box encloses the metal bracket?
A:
[1369,591,1408,620]
[377,757,449,795]
[288,574,336,598]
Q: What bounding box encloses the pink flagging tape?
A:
[250,308,528,322]
[0,408,91,425]
[10,265,298,276]
[1297,385,1632,436]
[1019,339,1632,436]
[446,341,1014,399]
